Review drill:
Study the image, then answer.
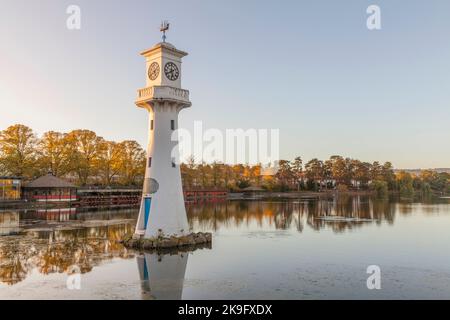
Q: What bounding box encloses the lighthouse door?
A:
[144,197,152,229]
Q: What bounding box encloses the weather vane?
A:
[160,21,170,42]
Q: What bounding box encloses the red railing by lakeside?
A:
[184,190,228,199]
[28,189,228,206]
[32,195,78,202]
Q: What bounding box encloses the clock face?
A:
[148,62,159,81]
[164,62,179,81]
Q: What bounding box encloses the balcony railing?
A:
[137,86,190,104]
[138,87,153,98]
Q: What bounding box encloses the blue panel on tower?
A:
[144,197,152,229]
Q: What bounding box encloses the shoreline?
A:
[1,190,447,210]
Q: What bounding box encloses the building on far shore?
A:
[23,173,77,203]
[0,177,22,201]
[242,186,266,198]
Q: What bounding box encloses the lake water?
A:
[1,195,450,300]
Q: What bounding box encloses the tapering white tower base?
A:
[134,40,191,239]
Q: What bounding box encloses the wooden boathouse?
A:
[23,173,77,203]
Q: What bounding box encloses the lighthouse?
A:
[135,23,191,239]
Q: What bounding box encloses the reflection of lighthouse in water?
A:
[137,252,188,300]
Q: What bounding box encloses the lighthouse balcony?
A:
[136,86,190,107]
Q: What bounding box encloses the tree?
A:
[396,171,415,197]
[65,130,103,185]
[250,164,262,187]
[326,155,347,187]
[117,140,146,186]
[275,160,294,191]
[37,131,72,177]
[422,171,449,194]
[232,164,249,190]
[9,122,448,196]
[432,173,449,194]
[97,140,122,186]
[353,161,371,189]
[381,162,396,190]
[210,161,224,188]
[197,162,212,188]
[292,157,303,191]
[370,161,383,181]
[370,180,389,198]
[304,158,324,191]
[223,162,234,190]
[181,155,196,189]
[0,124,37,178]
[343,157,355,186]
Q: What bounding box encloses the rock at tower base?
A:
[121,232,212,250]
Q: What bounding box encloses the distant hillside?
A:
[395,168,450,175]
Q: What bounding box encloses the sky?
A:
[0,0,449,169]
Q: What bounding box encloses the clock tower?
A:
[135,24,191,239]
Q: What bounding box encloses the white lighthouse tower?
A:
[135,22,191,239]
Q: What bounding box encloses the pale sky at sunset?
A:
[0,0,449,169]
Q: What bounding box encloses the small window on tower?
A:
[148,157,152,168]
[171,158,176,168]
[150,120,154,130]
[171,120,175,130]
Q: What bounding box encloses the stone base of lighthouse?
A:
[122,232,212,250]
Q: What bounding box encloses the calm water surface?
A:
[1,196,450,299]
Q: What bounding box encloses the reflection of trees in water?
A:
[187,196,397,233]
[0,223,134,285]
[274,202,295,230]
[396,199,450,216]
[305,196,395,232]
[0,211,20,235]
